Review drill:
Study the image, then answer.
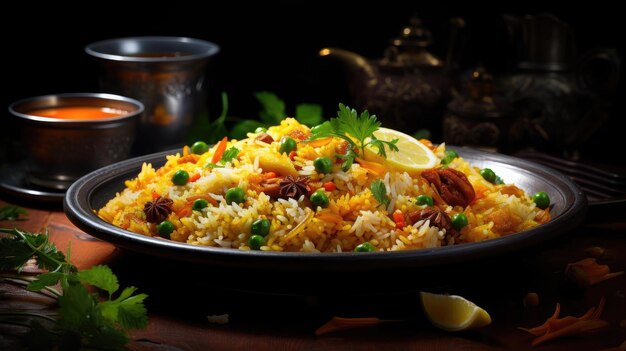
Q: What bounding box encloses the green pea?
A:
[191,141,209,155]
[172,170,189,185]
[279,136,297,154]
[314,156,333,174]
[354,242,375,252]
[480,168,497,183]
[310,190,329,208]
[494,175,504,185]
[225,187,246,204]
[156,220,175,239]
[416,195,434,207]
[451,213,469,231]
[249,234,265,250]
[251,218,271,237]
[441,149,458,165]
[532,191,550,210]
[254,127,268,133]
[192,199,209,211]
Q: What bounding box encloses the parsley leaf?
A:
[0,227,148,349]
[0,205,27,220]
[27,271,64,291]
[370,179,390,208]
[220,147,240,164]
[0,228,65,272]
[77,265,119,296]
[111,287,149,329]
[206,147,240,168]
[308,103,398,171]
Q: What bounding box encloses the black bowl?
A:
[64,147,586,294]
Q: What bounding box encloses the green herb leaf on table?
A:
[0,228,65,272]
[370,179,390,208]
[0,204,27,221]
[0,227,148,349]
[77,265,119,296]
[100,286,149,329]
[27,271,64,291]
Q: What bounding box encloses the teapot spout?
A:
[319,47,377,83]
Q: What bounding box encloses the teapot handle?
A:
[577,48,621,94]
[445,17,466,70]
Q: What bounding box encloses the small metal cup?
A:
[85,36,220,155]
[9,93,144,190]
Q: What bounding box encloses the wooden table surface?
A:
[1,196,625,350]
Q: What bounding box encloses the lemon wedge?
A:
[420,291,492,331]
[363,128,438,175]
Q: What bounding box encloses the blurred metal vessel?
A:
[86,37,219,154]
[320,15,465,138]
[9,93,143,190]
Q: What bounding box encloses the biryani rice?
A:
[98,118,549,252]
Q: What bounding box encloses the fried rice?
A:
[97,118,550,252]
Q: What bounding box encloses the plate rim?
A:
[64,146,587,271]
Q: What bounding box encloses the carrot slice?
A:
[322,181,336,192]
[392,210,405,229]
[355,157,387,176]
[520,297,608,346]
[211,136,228,164]
[305,137,333,148]
[263,171,278,179]
[176,205,192,218]
[531,320,609,346]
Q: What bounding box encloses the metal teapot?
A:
[502,14,621,158]
[320,15,465,138]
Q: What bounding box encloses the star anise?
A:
[279,175,310,199]
[144,196,173,223]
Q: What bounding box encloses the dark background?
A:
[4,2,624,163]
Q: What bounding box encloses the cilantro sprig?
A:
[206,146,240,168]
[308,103,399,171]
[370,179,390,208]
[0,204,27,221]
[0,227,148,350]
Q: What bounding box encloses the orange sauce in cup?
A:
[27,106,130,120]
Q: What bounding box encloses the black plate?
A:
[64,147,587,294]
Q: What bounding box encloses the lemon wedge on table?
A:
[420,291,492,331]
[364,128,438,175]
